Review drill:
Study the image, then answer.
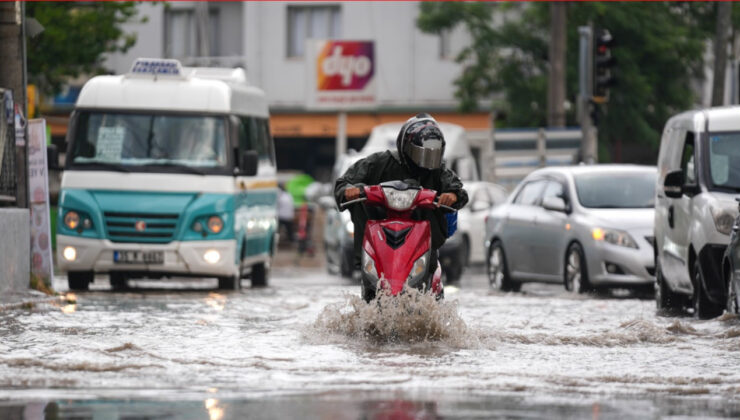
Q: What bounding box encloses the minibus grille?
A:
[104,212,179,243]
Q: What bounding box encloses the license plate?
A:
[113,250,164,264]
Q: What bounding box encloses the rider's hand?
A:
[438,192,457,207]
[345,187,362,201]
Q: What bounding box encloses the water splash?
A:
[312,286,475,347]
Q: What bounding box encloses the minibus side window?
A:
[239,117,275,165]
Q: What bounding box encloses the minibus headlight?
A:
[63,246,77,261]
[64,211,80,230]
[207,216,224,234]
[203,249,221,264]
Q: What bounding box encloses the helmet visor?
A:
[405,141,443,169]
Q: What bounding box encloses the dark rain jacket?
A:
[334,150,468,249]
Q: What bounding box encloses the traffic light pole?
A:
[578,25,598,164]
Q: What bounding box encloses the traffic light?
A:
[593,29,616,104]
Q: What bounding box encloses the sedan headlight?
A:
[592,228,637,248]
[711,205,738,236]
[344,220,354,237]
[362,249,378,279]
[382,187,419,211]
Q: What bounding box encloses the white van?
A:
[57,58,278,291]
[655,106,740,318]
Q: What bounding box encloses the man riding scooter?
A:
[334,113,468,300]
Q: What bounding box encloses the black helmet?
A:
[396,113,445,170]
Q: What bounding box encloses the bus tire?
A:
[68,271,93,291]
[251,262,269,288]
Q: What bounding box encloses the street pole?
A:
[0,1,27,206]
[578,25,598,164]
[336,111,347,161]
[547,2,567,128]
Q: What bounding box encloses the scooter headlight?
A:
[382,187,419,211]
[407,251,429,288]
[362,249,378,279]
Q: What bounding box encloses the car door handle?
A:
[668,205,674,229]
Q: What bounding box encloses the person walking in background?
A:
[277,183,295,246]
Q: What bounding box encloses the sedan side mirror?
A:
[239,150,259,176]
[663,170,684,199]
[542,196,567,212]
[471,200,489,212]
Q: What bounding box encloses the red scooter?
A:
[341,180,455,302]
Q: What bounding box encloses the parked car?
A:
[484,165,657,293]
[722,199,740,315]
[321,153,364,277]
[439,181,508,283]
[655,107,740,318]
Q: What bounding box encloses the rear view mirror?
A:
[239,150,258,176]
[47,144,59,170]
[542,196,567,212]
[663,170,684,198]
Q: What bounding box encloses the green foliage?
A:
[27,2,142,95]
[417,2,717,161]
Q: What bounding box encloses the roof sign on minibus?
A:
[129,58,184,77]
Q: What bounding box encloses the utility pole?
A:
[712,1,732,107]
[0,1,27,207]
[578,25,597,164]
[547,2,567,127]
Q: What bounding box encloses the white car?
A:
[655,107,740,318]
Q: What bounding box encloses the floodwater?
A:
[1,266,740,418]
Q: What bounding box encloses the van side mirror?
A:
[542,196,567,212]
[239,150,259,176]
[664,170,693,198]
[47,144,59,170]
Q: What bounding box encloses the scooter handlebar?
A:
[340,196,367,209]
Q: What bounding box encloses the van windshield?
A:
[69,111,228,171]
[708,133,740,191]
[574,172,656,208]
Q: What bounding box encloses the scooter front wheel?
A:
[361,280,376,303]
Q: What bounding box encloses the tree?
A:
[26,2,142,95]
[417,2,713,163]
[711,2,732,106]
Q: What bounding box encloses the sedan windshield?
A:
[575,172,656,209]
[708,132,740,191]
[69,112,228,169]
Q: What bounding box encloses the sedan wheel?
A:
[565,243,589,294]
[727,273,739,315]
[488,246,505,290]
[487,241,520,292]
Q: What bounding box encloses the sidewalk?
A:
[0,289,61,311]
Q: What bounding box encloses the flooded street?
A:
[2,266,740,418]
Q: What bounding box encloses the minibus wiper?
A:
[146,162,206,175]
[75,161,131,172]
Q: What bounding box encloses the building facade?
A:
[103,2,491,180]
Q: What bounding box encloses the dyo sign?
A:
[321,45,372,89]
[312,41,375,96]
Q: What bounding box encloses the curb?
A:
[0,292,63,311]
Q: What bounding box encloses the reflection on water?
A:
[205,398,224,420]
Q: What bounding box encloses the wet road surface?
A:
[1,266,740,418]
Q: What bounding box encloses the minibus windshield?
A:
[707,132,740,192]
[69,111,228,170]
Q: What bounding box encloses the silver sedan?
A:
[484,165,657,293]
